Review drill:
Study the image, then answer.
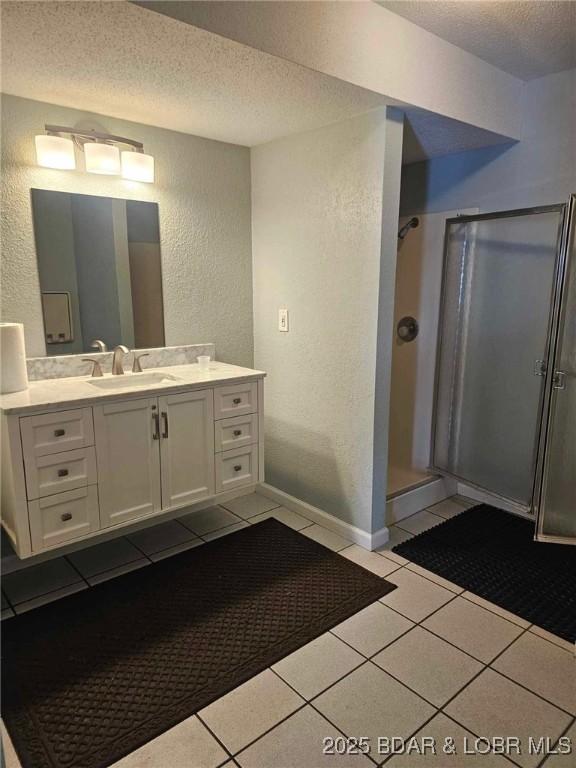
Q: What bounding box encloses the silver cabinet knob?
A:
[61,512,72,522]
[234,465,242,472]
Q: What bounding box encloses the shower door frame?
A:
[533,194,576,543]
[429,202,570,516]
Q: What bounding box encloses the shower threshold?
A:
[386,468,438,500]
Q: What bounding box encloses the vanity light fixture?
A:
[84,142,121,175]
[34,134,76,170]
[34,125,155,182]
[121,150,154,183]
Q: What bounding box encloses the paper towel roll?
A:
[0,323,29,394]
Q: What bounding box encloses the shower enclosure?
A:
[431,196,575,545]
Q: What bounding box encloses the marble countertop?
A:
[0,362,266,415]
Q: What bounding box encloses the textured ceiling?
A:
[402,109,513,164]
[0,1,388,147]
[380,1,576,80]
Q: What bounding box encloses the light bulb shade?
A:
[35,135,76,169]
[121,151,154,183]
[84,142,120,175]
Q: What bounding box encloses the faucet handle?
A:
[91,339,108,353]
[132,353,150,373]
[83,358,103,378]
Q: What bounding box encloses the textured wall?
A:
[400,69,576,215]
[252,109,401,534]
[1,95,254,364]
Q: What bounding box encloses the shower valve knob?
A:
[397,316,419,343]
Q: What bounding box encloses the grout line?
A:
[267,665,380,766]
[534,716,576,768]
[195,713,237,765]
[63,554,93,586]
[122,535,157,563]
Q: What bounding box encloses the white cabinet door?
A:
[159,390,215,509]
[94,397,161,528]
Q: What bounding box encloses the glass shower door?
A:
[431,206,566,511]
[536,196,576,543]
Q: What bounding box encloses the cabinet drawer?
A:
[25,446,97,500]
[214,382,258,419]
[28,486,100,552]
[21,408,94,458]
[215,445,258,493]
[215,414,258,452]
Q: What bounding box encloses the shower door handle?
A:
[552,371,566,390]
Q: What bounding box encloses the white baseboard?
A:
[258,483,389,551]
[386,475,457,525]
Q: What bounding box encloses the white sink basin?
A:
[88,372,182,390]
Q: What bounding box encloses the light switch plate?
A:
[278,308,289,332]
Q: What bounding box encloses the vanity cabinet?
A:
[158,390,215,509]
[94,397,162,528]
[1,375,264,559]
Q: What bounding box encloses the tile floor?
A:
[2,493,574,768]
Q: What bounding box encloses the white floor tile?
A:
[462,591,531,629]
[380,568,454,622]
[13,581,88,613]
[273,633,364,699]
[127,520,199,556]
[236,706,373,767]
[68,538,145,579]
[427,498,470,518]
[301,525,351,552]
[1,720,22,768]
[377,525,414,552]
[203,522,249,541]
[111,716,228,768]
[179,506,243,536]
[377,549,409,566]
[199,669,304,754]
[445,669,572,768]
[541,723,576,767]
[249,506,312,531]
[149,539,204,562]
[396,510,445,536]
[386,713,513,767]
[422,597,524,663]
[220,493,280,520]
[372,626,483,707]
[405,562,464,594]
[492,632,576,714]
[331,601,414,657]
[529,625,575,653]
[313,663,435,750]
[86,558,149,586]
[340,545,401,578]
[2,557,84,605]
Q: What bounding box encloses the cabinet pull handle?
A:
[152,412,160,440]
[233,398,241,405]
[57,469,69,477]
[233,429,242,437]
[234,464,242,472]
[61,512,72,522]
[54,429,66,437]
[161,411,169,438]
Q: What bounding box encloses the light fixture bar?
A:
[44,125,144,151]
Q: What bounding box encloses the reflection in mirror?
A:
[31,189,165,355]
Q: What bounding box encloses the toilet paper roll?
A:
[0,323,29,394]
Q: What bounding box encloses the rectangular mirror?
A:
[31,189,165,355]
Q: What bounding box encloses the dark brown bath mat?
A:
[394,504,576,642]
[3,518,396,768]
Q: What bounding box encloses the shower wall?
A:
[387,208,476,497]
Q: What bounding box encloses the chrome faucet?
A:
[91,339,108,353]
[112,345,130,375]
